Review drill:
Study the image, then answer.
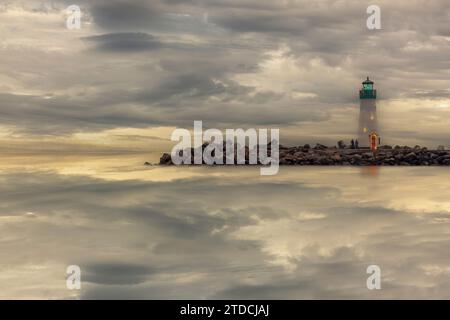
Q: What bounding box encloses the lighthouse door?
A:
[369,132,379,151]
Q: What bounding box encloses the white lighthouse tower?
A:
[358,77,378,147]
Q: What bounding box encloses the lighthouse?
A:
[358,77,378,147]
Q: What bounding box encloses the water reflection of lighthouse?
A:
[358,77,378,147]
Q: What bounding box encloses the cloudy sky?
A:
[1,0,450,150]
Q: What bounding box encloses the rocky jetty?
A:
[158,143,450,166]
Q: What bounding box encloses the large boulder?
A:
[337,140,346,149]
[159,153,173,165]
[404,152,417,161]
[314,143,327,150]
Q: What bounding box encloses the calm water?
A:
[1,154,450,299]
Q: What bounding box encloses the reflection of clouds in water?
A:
[0,167,450,299]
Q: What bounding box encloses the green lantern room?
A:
[360,77,377,99]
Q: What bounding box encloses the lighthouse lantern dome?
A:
[362,77,374,90]
[360,77,376,99]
